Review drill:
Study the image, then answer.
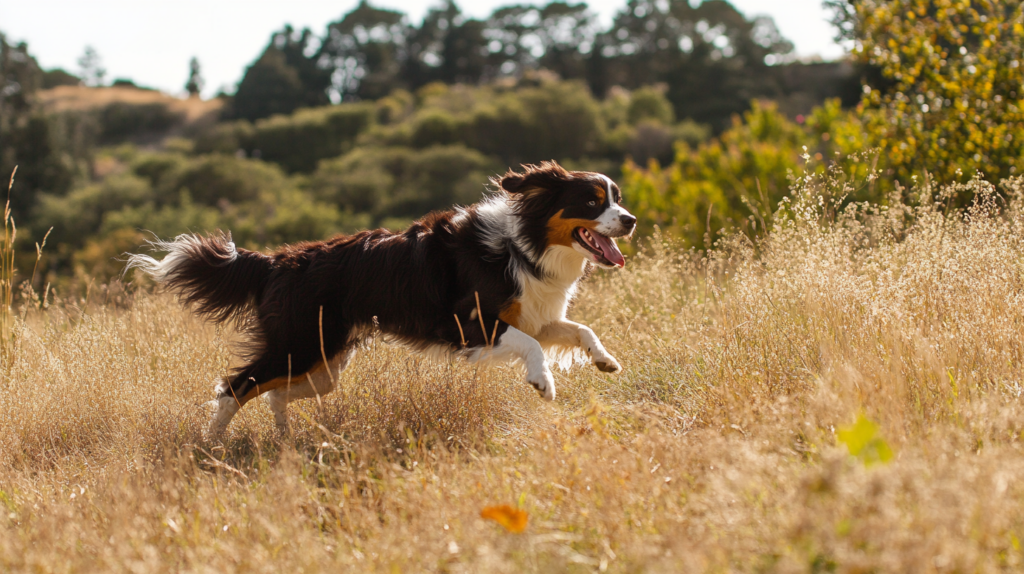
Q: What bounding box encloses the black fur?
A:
[133,161,633,407]
[157,234,273,325]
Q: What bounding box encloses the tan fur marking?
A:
[547,209,598,247]
[593,185,606,204]
[499,300,522,329]
[238,362,329,404]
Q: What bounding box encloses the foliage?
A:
[465,80,605,165]
[185,57,203,98]
[622,101,808,246]
[849,0,1024,185]
[230,26,332,122]
[97,102,186,143]
[32,150,367,278]
[308,144,497,220]
[247,103,375,173]
[40,68,80,89]
[76,46,105,87]
[231,0,797,130]
[836,414,894,466]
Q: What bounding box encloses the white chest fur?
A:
[514,246,587,336]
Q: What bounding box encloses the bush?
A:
[34,173,155,247]
[309,145,498,220]
[622,101,808,246]
[130,151,189,190]
[848,1,1024,185]
[169,155,292,205]
[191,121,255,155]
[409,109,464,148]
[248,104,375,173]
[627,86,675,125]
[467,81,603,165]
[98,102,186,143]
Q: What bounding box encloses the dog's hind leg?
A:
[206,378,241,440]
[206,356,289,440]
[266,348,357,434]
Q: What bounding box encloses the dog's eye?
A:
[587,200,597,207]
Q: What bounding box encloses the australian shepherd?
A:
[127,161,636,438]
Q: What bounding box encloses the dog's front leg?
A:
[536,320,622,373]
[467,326,555,400]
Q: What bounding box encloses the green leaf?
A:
[837,414,893,466]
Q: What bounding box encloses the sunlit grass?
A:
[2,171,1024,571]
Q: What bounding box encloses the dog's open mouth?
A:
[573,227,626,267]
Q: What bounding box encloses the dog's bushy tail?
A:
[126,233,273,324]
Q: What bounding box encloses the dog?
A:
[127,161,637,438]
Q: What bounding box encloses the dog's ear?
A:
[497,171,528,194]
[496,161,570,195]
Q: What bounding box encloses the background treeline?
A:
[0,0,864,284]
[6,0,1017,288]
[226,0,850,131]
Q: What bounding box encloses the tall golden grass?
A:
[2,169,1024,572]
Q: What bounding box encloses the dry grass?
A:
[3,171,1024,572]
[36,85,223,123]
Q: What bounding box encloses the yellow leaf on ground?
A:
[480,505,528,533]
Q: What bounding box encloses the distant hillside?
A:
[37,85,222,122]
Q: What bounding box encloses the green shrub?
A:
[130,151,189,190]
[627,86,675,125]
[309,145,498,220]
[467,81,603,165]
[249,104,375,173]
[622,101,808,246]
[191,120,255,155]
[34,173,155,246]
[169,155,292,205]
[98,102,185,143]
[410,109,464,148]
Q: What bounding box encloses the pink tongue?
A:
[592,233,625,267]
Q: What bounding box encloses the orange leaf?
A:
[480,505,529,533]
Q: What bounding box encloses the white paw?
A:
[593,353,621,374]
[527,368,556,401]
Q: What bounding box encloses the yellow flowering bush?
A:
[855,0,1024,183]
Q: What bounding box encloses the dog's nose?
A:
[620,213,637,229]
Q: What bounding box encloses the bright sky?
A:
[1,0,846,99]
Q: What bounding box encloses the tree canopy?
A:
[230,0,795,130]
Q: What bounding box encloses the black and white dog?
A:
[127,161,636,438]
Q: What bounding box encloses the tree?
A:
[405,2,488,87]
[1,33,41,130]
[318,2,409,101]
[77,45,105,87]
[232,49,306,121]
[0,33,74,217]
[823,0,857,43]
[185,57,203,98]
[590,0,793,130]
[849,0,1024,184]
[482,2,599,80]
[231,26,332,121]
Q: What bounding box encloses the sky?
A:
[1,0,847,99]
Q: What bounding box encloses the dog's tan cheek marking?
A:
[499,300,522,329]
[547,209,597,247]
[593,185,606,204]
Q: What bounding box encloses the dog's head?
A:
[496,161,636,269]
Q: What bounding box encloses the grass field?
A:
[2,171,1024,572]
